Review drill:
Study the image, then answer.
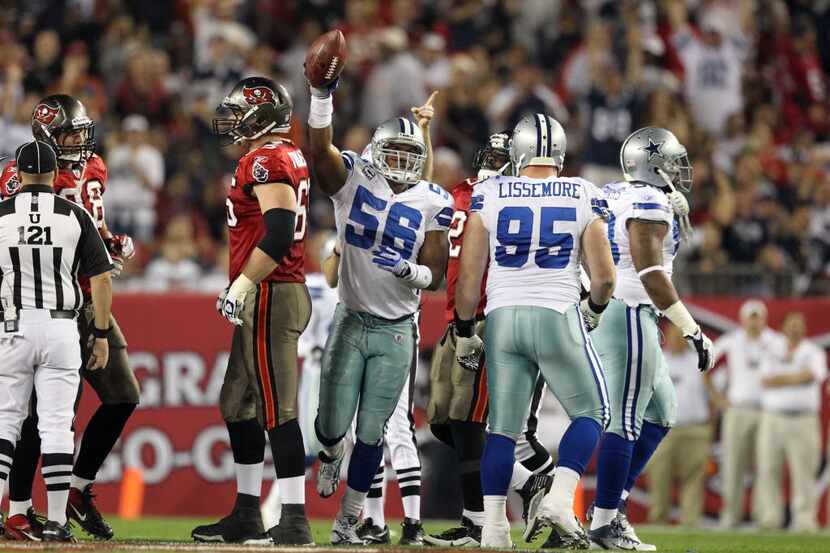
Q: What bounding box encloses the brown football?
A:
[305,30,347,87]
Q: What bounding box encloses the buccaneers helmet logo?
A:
[242,86,276,106]
[33,103,60,125]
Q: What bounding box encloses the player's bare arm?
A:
[321,239,341,288]
[416,229,449,291]
[411,91,438,182]
[307,124,347,196]
[581,218,615,306]
[455,212,488,320]
[88,271,113,370]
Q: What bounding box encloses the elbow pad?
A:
[257,208,296,263]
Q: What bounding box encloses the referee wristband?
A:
[92,326,110,339]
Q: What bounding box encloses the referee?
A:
[0,141,113,543]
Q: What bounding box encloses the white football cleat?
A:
[330,515,363,546]
[481,521,513,549]
[316,451,344,498]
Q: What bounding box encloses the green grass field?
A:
[1,517,818,553]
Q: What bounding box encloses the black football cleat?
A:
[588,520,639,550]
[4,507,46,541]
[67,484,114,540]
[519,472,553,523]
[41,520,76,543]
[399,517,425,545]
[268,505,314,545]
[423,516,481,547]
[191,507,270,544]
[357,517,391,544]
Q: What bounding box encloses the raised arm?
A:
[307,83,348,196]
[411,91,438,182]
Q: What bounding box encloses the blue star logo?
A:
[641,139,664,161]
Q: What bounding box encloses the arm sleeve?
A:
[426,185,454,232]
[76,205,114,277]
[470,179,491,231]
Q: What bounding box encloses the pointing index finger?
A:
[424,90,438,107]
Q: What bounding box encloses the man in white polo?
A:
[711,300,778,528]
[756,312,825,531]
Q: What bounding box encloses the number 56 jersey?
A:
[332,151,454,320]
[471,175,603,315]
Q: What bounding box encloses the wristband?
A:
[588,297,608,314]
[637,265,664,278]
[308,95,333,129]
[229,273,256,298]
[400,261,433,289]
[92,326,110,339]
[453,311,475,338]
[663,300,699,336]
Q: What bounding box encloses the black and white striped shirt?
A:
[0,185,113,311]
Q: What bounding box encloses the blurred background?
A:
[1,0,829,531]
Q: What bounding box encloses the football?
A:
[305,30,347,87]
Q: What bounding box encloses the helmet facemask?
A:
[212,102,287,147]
[474,135,512,178]
[52,122,95,163]
[372,137,426,185]
[666,151,693,192]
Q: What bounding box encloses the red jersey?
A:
[445,178,488,323]
[228,139,309,283]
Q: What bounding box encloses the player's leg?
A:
[359,461,389,542]
[512,378,554,525]
[5,402,45,541]
[481,307,541,548]
[527,306,608,549]
[192,323,269,544]
[35,321,83,542]
[315,305,367,501]
[331,316,414,545]
[69,312,137,539]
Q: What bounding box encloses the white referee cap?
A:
[15,140,57,174]
[739,299,767,320]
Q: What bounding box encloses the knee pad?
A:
[354,412,386,447]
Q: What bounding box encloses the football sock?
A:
[9,415,39,502]
[70,475,93,492]
[73,403,136,481]
[624,421,670,493]
[339,485,366,519]
[542,466,580,513]
[594,433,635,512]
[9,499,32,518]
[42,452,73,525]
[364,464,386,526]
[450,420,485,514]
[0,439,14,501]
[463,508,486,526]
[481,434,515,497]
[269,419,307,506]
[592,507,618,529]
[397,466,421,520]
[347,439,384,493]
[556,417,602,476]
[227,419,266,502]
[483,495,508,527]
[430,422,454,447]
[509,461,532,490]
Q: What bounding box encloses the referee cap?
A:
[15,140,57,175]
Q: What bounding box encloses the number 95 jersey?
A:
[227,139,310,284]
[471,175,603,315]
[332,151,454,320]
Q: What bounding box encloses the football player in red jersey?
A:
[0,94,137,541]
[190,76,313,546]
[424,133,554,546]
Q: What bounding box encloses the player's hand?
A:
[111,255,124,278]
[371,245,413,278]
[87,337,109,371]
[106,234,135,259]
[455,333,483,372]
[685,328,714,372]
[667,190,689,218]
[411,91,438,130]
[307,69,340,98]
[219,275,256,326]
[216,286,229,315]
[579,298,606,332]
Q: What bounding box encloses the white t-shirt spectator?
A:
[713,328,782,407]
[762,339,827,413]
[143,257,203,292]
[672,30,748,135]
[105,143,165,241]
[665,348,709,425]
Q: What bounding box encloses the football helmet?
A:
[370,117,426,185]
[213,77,292,146]
[473,131,512,178]
[620,127,692,192]
[509,114,566,173]
[31,94,95,163]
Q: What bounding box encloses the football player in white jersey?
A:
[455,113,615,548]
[584,127,714,550]
[306,79,452,545]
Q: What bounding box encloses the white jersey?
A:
[602,181,680,307]
[471,175,603,314]
[299,273,338,363]
[332,151,454,319]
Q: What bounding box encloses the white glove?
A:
[111,256,124,278]
[219,275,256,326]
[579,298,606,331]
[455,332,484,372]
[685,327,715,372]
[667,190,689,218]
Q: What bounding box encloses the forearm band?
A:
[454,311,475,338]
[308,95,333,129]
[401,261,433,289]
[637,265,664,278]
[257,208,295,263]
[663,301,699,336]
[588,297,608,313]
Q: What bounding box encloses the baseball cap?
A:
[15,140,57,175]
[739,299,767,320]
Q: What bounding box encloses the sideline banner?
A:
[22,294,830,521]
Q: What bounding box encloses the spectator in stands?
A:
[710,300,779,528]
[24,29,61,93]
[143,214,203,292]
[647,324,712,527]
[756,312,826,531]
[105,114,165,242]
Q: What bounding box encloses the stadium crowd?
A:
[1,0,829,294]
